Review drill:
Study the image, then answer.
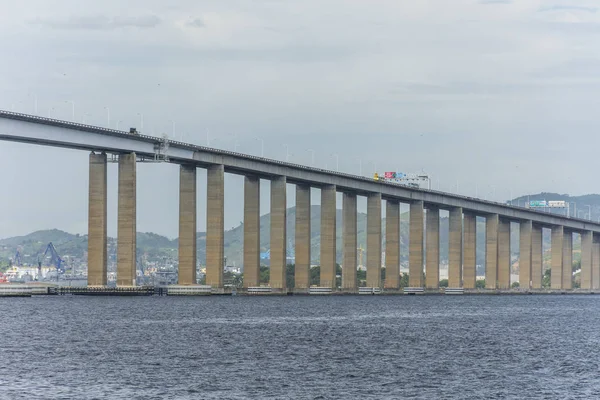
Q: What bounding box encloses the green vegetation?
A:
[439,279,449,288]
[475,279,486,289]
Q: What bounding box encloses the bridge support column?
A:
[243,176,260,288]
[562,231,573,290]
[409,201,424,288]
[593,235,600,290]
[581,230,593,290]
[206,165,224,288]
[497,218,511,289]
[117,153,137,287]
[178,165,197,285]
[366,193,382,288]
[485,214,499,289]
[519,221,532,289]
[88,152,107,287]
[463,213,477,289]
[425,207,439,289]
[448,207,463,288]
[531,224,543,289]
[295,184,311,290]
[320,185,337,289]
[270,176,287,289]
[384,200,400,289]
[551,226,564,289]
[342,192,357,291]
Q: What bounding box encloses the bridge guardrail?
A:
[0,109,594,227]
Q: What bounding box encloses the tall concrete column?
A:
[206,164,224,288]
[581,230,593,290]
[178,165,197,285]
[592,235,600,290]
[295,184,311,289]
[485,214,499,289]
[270,176,287,289]
[409,201,424,288]
[243,176,260,288]
[562,231,573,290]
[531,224,543,289]
[366,193,382,288]
[448,207,463,288]
[425,207,439,289]
[117,153,137,287]
[320,185,337,288]
[497,218,511,289]
[551,226,564,290]
[342,192,357,290]
[463,212,477,289]
[384,200,400,289]
[87,152,107,287]
[519,221,532,289]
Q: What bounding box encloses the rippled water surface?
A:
[1,295,600,399]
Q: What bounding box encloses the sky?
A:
[0,0,599,239]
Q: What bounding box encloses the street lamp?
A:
[307,149,315,166]
[137,113,144,131]
[283,144,290,162]
[82,112,90,124]
[206,128,210,146]
[586,205,592,220]
[331,153,339,171]
[65,100,75,121]
[104,106,110,127]
[116,120,123,130]
[47,106,55,118]
[370,161,377,177]
[255,137,264,157]
[358,158,362,176]
[169,120,176,140]
[569,202,576,218]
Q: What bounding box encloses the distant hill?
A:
[0,192,595,268]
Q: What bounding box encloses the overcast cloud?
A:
[0,0,599,238]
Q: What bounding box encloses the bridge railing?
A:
[0,110,592,225]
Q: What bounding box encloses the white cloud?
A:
[0,0,599,238]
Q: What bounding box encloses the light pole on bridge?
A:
[137,113,144,131]
[104,107,110,128]
[255,137,264,157]
[65,100,75,121]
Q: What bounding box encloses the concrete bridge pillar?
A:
[463,212,477,289]
[425,207,439,289]
[178,165,197,285]
[320,185,337,288]
[581,230,593,290]
[87,152,107,287]
[519,221,533,289]
[384,200,400,290]
[448,207,463,288]
[497,218,511,289]
[206,164,224,288]
[562,231,573,290]
[342,192,357,290]
[366,193,382,288]
[295,184,311,290]
[117,153,137,287]
[270,176,287,289]
[593,235,600,290]
[551,226,564,289]
[485,214,499,289]
[531,224,543,289]
[409,201,424,288]
[243,176,260,288]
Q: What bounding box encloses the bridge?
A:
[1,110,598,293]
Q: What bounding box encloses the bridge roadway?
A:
[0,109,598,292]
